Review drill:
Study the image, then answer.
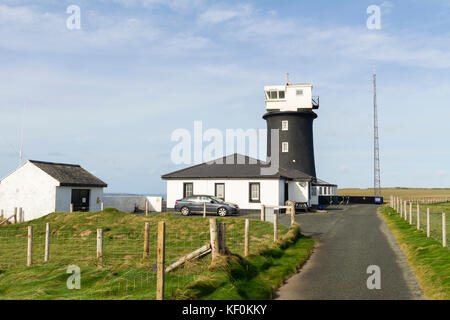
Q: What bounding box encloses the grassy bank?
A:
[0,209,313,300]
[175,223,316,300]
[379,206,450,300]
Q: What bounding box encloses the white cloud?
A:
[197,4,252,24]
[106,0,205,11]
[0,4,37,23]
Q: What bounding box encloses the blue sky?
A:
[0,0,449,194]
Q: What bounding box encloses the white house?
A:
[162,153,322,211]
[0,160,107,222]
[162,79,337,212]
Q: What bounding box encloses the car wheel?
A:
[218,207,227,217]
[181,207,190,216]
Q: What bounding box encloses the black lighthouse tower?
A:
[263,79,320,177]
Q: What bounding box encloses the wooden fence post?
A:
[143,222,150,259]
[443,213,447,248]
[27,226,33,267]
[404,201,407,221]
[273,212,278,242]
[219,222,226,255]
[417,204,420,230]
[409,202,412,224]
[145,200,149,216]
[97,229,103,267]
[0,209,3,219]
[14,207,17,224]
[244,219,249,257]
[427,208,430,238]
[70,204,74,213]
[44,222,50,262]
[209,219,219,258]
[156,221,166,300]
[261,205,265,221]
[290,204,296,226]
[203,202,206,218]
[19,207,23,223]
[101,202,104,211]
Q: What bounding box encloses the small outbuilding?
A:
[0,160,107,222]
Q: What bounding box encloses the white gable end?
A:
[0,162,59,221]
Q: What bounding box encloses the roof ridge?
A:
[162,153,266,178]
[29,160,81,167]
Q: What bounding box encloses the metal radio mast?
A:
[373,72,381,197]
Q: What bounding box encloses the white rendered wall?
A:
[0,162,58,221]
[103,196,162,213]
[279,180,286,206]
[147,196,162,212]
[287,181,310,206]
[265,84,313,111]
[166,179,281,210]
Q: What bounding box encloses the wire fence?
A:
[388,195,449,247]
[0,213,291,300]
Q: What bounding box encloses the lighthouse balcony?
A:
[312,96,320,109]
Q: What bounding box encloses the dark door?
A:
[284,182,289,203]
[71,189,90,212]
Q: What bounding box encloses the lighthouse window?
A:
[270,91,278,99]
[282,120,289,131]
[282,142,289,153]
[278,91,285,99]
[296,89,304,96]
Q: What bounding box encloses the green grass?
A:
[0,209,313,300]
[173,224,316,300]
[379,206,450,300]
[392,202,449,244]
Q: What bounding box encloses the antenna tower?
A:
[373,72,381,197]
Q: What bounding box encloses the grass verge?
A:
[379,206,450,300]
[174,223,316,300]
[0,209,313,300]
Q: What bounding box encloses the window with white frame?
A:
[183,183,193,198]
[282,120,289,131]
[282,142,289,153]
[249,183,260,202]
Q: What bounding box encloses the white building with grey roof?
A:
[0,160,107,222]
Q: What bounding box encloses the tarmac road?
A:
[274,204,424,300]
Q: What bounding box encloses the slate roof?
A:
[313,178,337,186]
[29,160,107,188]
[161,153,314,181]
